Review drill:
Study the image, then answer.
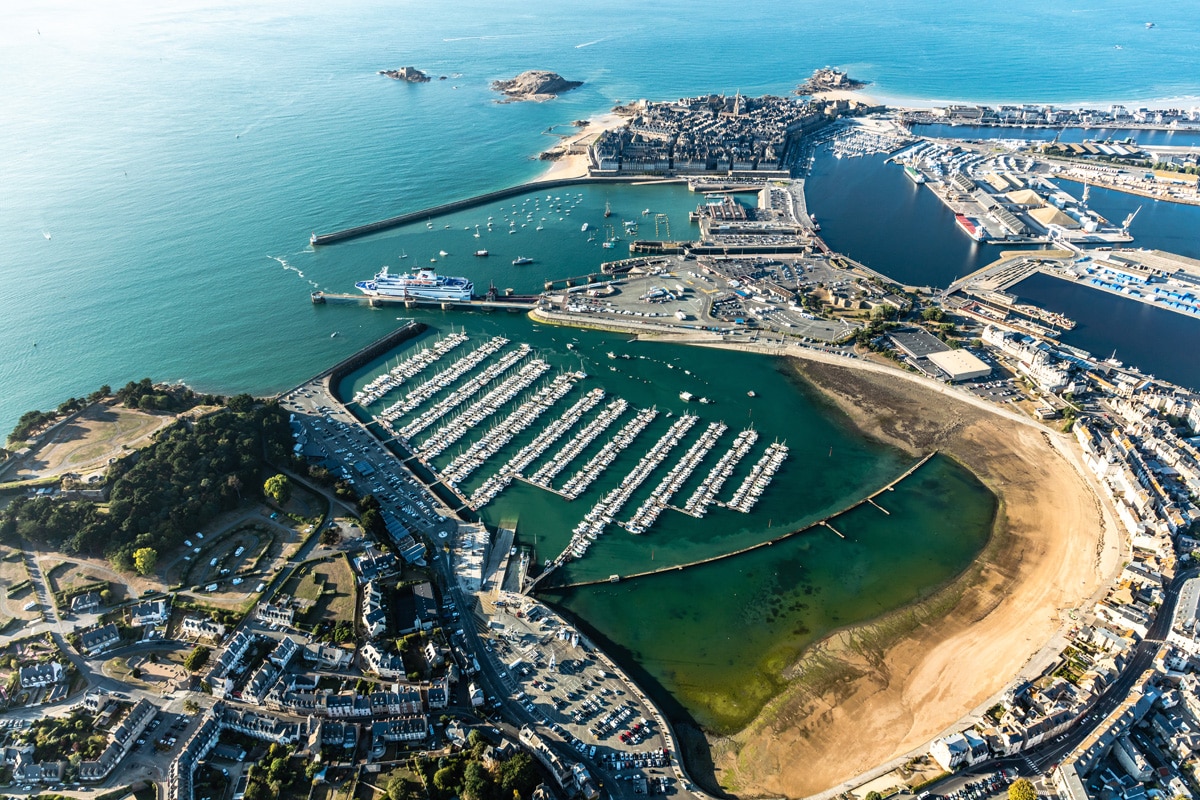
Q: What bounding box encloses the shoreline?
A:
[533,111,623,183]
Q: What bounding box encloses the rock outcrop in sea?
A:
[491,71,582,102]
[379,67,431,83]
[794,67,866,95]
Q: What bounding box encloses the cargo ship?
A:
[954,214,987,242]
[903,164,925,184]
[354,267,474,300]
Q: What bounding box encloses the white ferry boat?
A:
[354,267,474,301]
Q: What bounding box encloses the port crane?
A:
[1121,205,1141,235]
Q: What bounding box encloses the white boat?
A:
[581,222,589,232]
[474,250,488,257]
[355,266,474,300]
[439,250,449,256]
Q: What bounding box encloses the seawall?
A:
[311,176,661,246]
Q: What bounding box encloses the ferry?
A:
[512,256,533,265]
[903,164,925,184]
[354,267,474,301]
[954,214,987,242]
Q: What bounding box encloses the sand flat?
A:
[711,356,1121,798]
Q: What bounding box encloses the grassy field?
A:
[18,403,175,480]
[283,555,355,626]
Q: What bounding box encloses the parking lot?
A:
[281,384,455,540]
[478,598,677,793]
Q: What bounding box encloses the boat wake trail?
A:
[575,37,608,48]
[269,255,319,289]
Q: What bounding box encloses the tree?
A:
[497,753,539,799]
[865,793,882,800]
[387,774,413,800]
[433,767,458,794]
[264,474,291,505]
[1009,778,1037,800]
[132,546,158,575]
[462,761,494,800]
[183,645,211,672]
[183,698,199,714]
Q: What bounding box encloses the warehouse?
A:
[927,349,992,382]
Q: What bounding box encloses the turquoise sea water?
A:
[4,0,1200,432]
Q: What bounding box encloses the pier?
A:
[308,176,667,246]
[528,398,629,487]
[314,291,539,312]
[532,450,938,592]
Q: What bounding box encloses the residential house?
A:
[79,623,121,656]
[129,598,170,627]
[19,661,64,689]
[180,616,226,642]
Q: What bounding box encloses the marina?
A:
[440,371,582,487]
[416,359,551,458]
[469,388,607,508]
[550,450,939,590]
[623,421,727,534]
[387,343,531,439]
[349,329,468,405]
[679,428,760,518]
[528,398,630,487]
[378,335,511,422]
[559,407,659,500]
[724,441,790,513]
[553,414,700,570]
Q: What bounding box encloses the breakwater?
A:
[316,320,427,391]
[541,450,937,590]
[310,176,660,246]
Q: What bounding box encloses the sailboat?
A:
[604,200,612,218]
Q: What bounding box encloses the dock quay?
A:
[308,176,670,246]
[533,450,938,592]
[441,371,581,487]
[528,398,629,487]
[417,359,551,459]
[559,407,658,499]
[351,330,469,406]
[470,388,607,509]
[312,291,539,312]
[679,428,759,517]
[386,343,529,440]
[300,319,427,391]
[623,421,726,534]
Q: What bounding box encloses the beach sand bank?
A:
[534,112,623,183]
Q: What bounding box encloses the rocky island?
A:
[491,70,582,102]
[794,66,866,95]
[378,66,431,83]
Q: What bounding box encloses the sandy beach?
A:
[533,112,623,183]
[706,356,1122,798]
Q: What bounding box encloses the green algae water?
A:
[338,311,996,733]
